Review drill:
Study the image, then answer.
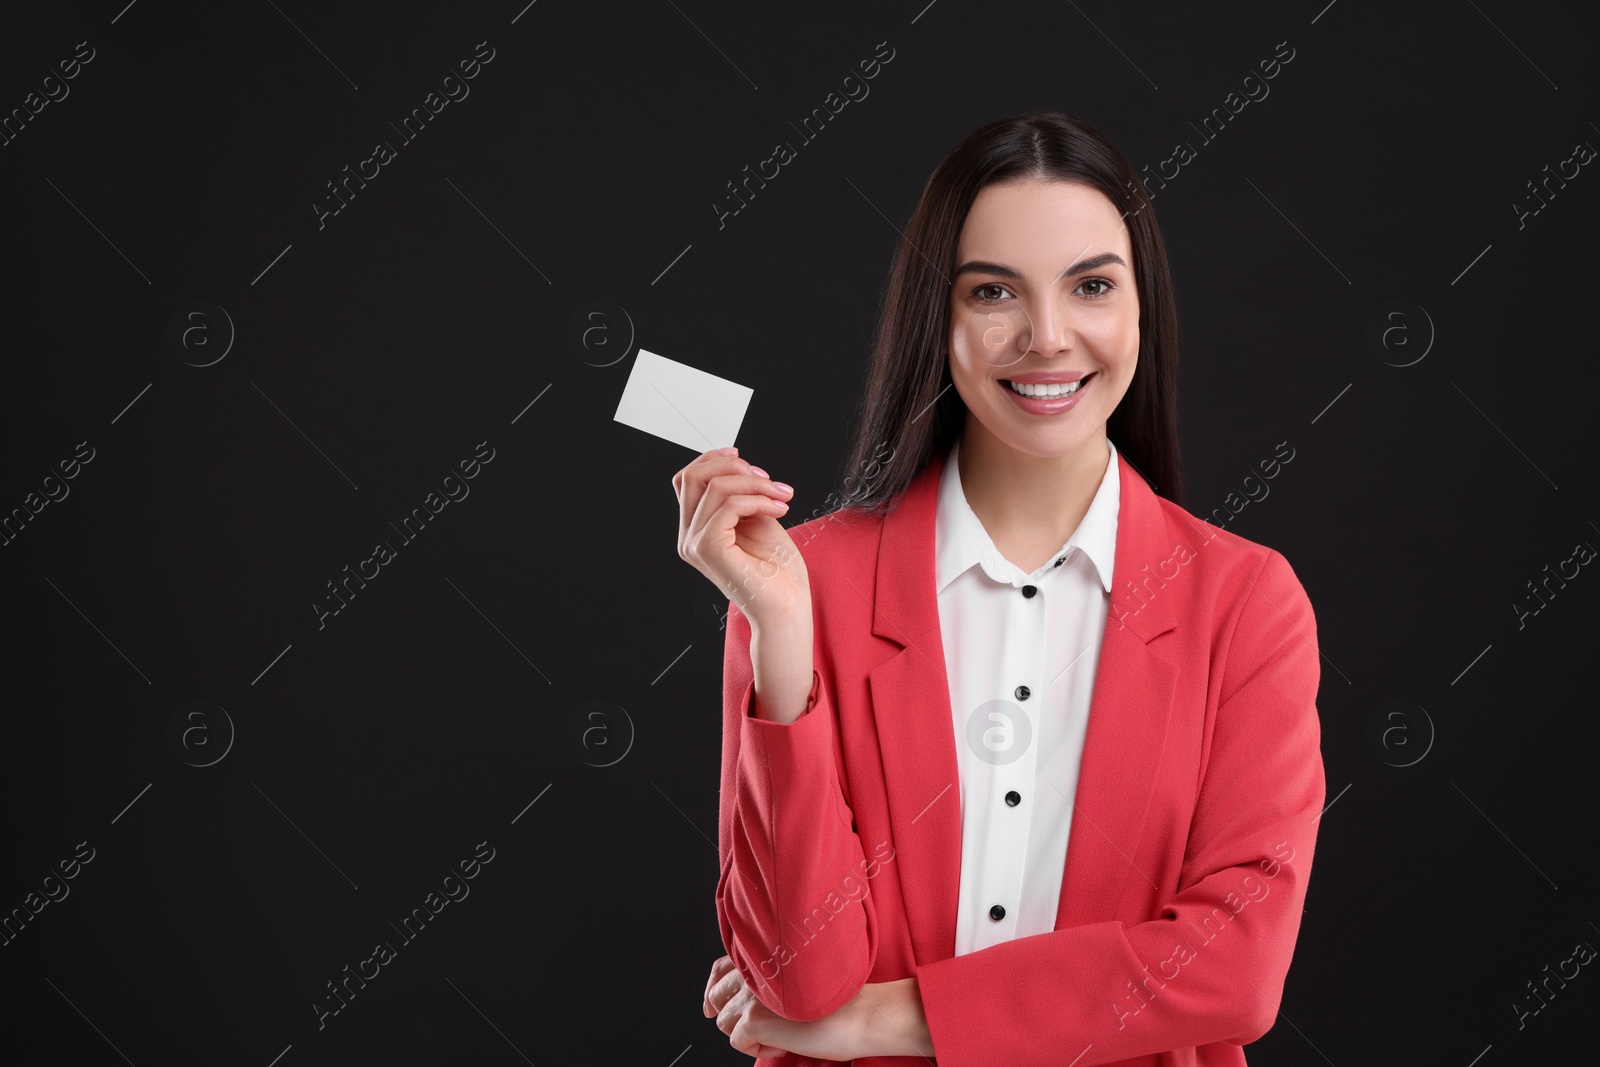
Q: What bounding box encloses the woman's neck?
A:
[954,421,1110,569]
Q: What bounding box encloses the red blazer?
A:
[716,442,1325,1067]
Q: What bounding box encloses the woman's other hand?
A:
[703,953,788,1058]
[704,953,872,1062]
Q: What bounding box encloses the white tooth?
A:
[1010,379,1081,397]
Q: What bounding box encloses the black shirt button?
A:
[1022,584,1037,598]
[990,904,1006,921]
[1015,685,1030,701]
[1054,555,1066,567]
[1005,790,1021,806]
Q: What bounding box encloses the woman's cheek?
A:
[949,320,984,372]
[1089,317,1139,364]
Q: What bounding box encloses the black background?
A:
[2,0,1597,1063]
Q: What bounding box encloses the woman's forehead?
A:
[959,180,1131,262]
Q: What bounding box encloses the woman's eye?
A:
[972,279,1113,303]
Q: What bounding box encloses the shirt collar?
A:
[935,435,1120,593]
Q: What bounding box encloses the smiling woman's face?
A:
[947,177,1140,460]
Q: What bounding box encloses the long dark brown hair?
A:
[828,111,1184,516]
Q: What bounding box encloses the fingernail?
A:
[716,446,738,455]
[773,481,793,494]
[748,465,769,478]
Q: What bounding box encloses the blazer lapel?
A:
[867,442,1181,965]
[1054,467,1180,927]
[868,447,962,965]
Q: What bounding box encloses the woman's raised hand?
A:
[673,447,810,633]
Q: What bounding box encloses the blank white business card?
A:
[613,348,752,452]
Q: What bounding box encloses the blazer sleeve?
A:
[715,599,879,1022]
[913,548,1326,1066]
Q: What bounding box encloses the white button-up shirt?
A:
[935,434,1120,956]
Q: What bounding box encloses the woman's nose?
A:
[1024,297,1074,354]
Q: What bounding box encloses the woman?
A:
[673,112,1324,1066]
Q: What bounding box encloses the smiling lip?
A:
[999,371,1095,413]
[1003,371,1092,383]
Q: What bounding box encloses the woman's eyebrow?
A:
[953,251,1128,281]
